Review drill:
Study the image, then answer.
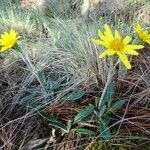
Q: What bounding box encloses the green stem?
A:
[98,68,113,109]
[98,58,119,109]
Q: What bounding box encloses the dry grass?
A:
[0,0,150,149]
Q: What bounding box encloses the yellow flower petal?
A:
[146,40,150,44]
[99,51,108,58]
[91,38,110,48]
[134,24,141,31]
[10,30,16,38]
[125,49,139,55]
[91,38,105,45]
[118,53,131,69]
[106,49,116,55]
[104,24,114,39]
[98,29,112,42]
[123,36,132,44]
[0,46,9,52]
[125,45,144,50]
[115,30,121,39]
[17,36,22,40]
[99,49,115,58]
[98,29,104,38]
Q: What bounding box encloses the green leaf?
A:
[101,84,115,109]
[17,94,37,104]
[72,128,95,135]
[95,97,99,108]
[38,112,67,132]
[99,120,111,141]
[46,77,54,91]
[110,99,126,111]
[103,115,110,125]
[74,104,95,124]
[38,71,47,85]
[96,105,106,118]
[65,89,85,101]
[67,120,72,132]
[48,121,67,132]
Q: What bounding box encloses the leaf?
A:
[99,120,111,141]
[96,105,106,118]
[17,94,37,104]
[30,100,46,109]
[74,104,95,124]
[38,71,47,85]
[48,121,67,132]
[95,97,99,108]
[38,112,53,121]
[46,77,54,91]
[65,89,85,101]
[67,120,72,132]
[101,84,115,109]
[110,99,126,111]
[72,128,95,135]
[47,78,62,91]
[103,115,110,125]
[38,112,67,132]
[26,86,41,94]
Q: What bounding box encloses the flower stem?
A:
[98,59,119,109]
[98,68,113,109]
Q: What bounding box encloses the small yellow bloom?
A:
[91,24,144,69]
[134,24,150,44]
[0,29,21,53]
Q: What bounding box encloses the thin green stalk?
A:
[98,58,119,109]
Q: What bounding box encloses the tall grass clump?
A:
[0,0,48,38]
[45,18,136,84]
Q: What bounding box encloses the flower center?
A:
[5,38,15,47]
[110,39,124,52]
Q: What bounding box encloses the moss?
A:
[86,140,133,150]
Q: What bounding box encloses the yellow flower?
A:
[91,24,144,69]
[0,29,21,53]
[134,24,150,44]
